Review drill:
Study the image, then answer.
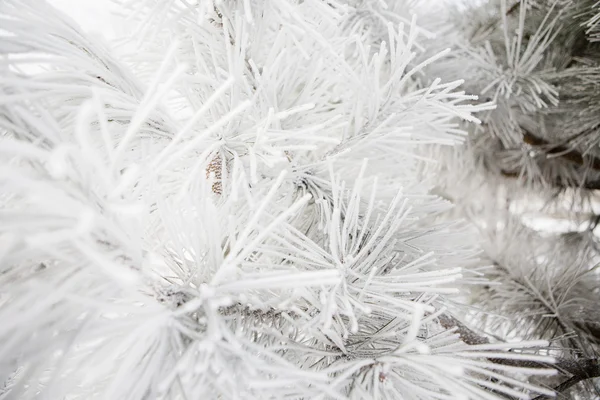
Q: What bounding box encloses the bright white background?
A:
[49,0,120,39]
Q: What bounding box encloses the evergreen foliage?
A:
[425,0,600,397]
[1,0,599,399]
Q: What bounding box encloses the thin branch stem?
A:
[521,131,600,171]
[440,314,600,398]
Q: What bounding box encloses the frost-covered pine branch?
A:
[427,0,600,188]
[422,0,600,398]
[0,0,568,399]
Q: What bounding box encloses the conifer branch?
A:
[440,314,600,398]
[500,170,600,191]
[521,131,600,171]
[3,0,599,398]
[506,2,521,17]
[532,358,600,399]
[498,128,600,190]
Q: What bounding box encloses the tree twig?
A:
[497,128,600,190]
[521,131,600,171]
[506,2,521,17]
[439,314,600,398]
[532,358,600,399]
[500,170,600,191]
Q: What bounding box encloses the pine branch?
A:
[476,1,522,39]
[493,122,600,189]
[521,131,600,171]
[438,314,491,345]
[532,358,600,399]
[440,314,600,398]
[506,2,521,17]
[500,170,600,190]
[499,128,600,190]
